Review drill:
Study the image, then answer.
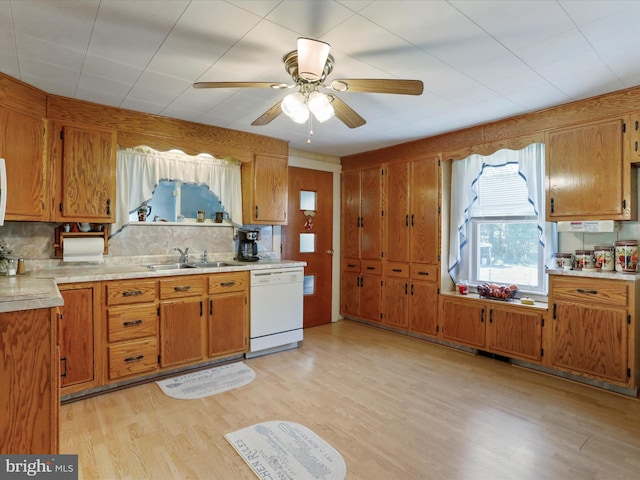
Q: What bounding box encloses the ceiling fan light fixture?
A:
[281,92,309,124]
[297,37,330,82]
[308,91,334,123]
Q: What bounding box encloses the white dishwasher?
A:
[246,267,304,358]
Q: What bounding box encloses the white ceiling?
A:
[2,0,640,157]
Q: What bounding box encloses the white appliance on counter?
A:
[246,267,304,358]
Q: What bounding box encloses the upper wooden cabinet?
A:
[546,117,637,220]
[241,154,288,225]
[0,105,48,221]
[342,167,382,261]
[51,123,116,222]
[385,157,440,265]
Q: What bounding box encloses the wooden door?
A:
[159,299,203,367]
[551,302,628,384]
[411,157,440,264]
[386,162,410,262]
[486,306,542,362]
[440,297,486,348]
[383,277,409,328]
[409,281,439,336]
[59,288,94,388]
[208,292,247,357]
[340,271,360,317]
[360,167,382,260]
[60,124,115,221]
[0,106,48,221]
[342,170,361,259]
[359,273,382,323]
[547,117,627,219]
[282,167,333,328]
[249,154,288,224]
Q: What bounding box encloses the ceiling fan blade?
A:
[327,95,366,129]
[251,101,283,126]
[330,79,423,95]
[194,81,289,89]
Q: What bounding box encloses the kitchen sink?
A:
[187,261,235,268]
[146,263,196,270]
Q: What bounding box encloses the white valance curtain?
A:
[114,146,242,234]
[448,143,556,282]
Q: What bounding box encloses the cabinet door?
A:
[208,292,247,357]
[547,118,629,219]
[386,162,410,262]
[360,167,382,260]
[342,171,361,259]
[244,154,288,224]
[59,288,94,388]
[486,306,542,363]
[160,299,204,367]
[551,302,628,384]
[59,124,115,221]
[409,281,438,337]
[411,158,440,264]
[383,277,409,328]
[440,297,486,348]
[340,271,360,317]
[0,106,48,221]
[359,274,382,323]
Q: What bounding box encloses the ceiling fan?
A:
[193,38,424,129]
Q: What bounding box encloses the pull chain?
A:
[307,114,314,144]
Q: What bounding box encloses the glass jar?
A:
[6,258,16,276]
[615,240,639,272]
[554,252,573,269]
[594,245,615,271]
[574,250,594,270]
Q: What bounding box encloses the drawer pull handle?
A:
[392,269,402,272]
[174,285,191,292]
[577,288,597,295]
[122,290,142,297]
[123,319,143,327]
[124,355,144,363]
[220,281,236,287]
[418,271,429,276]
[366,266,375,270]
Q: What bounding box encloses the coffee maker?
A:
[237,229,260,262]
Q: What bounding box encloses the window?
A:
[449,144,550,295]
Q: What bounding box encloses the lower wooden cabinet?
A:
[340,259,383,323]
[1,308,59,454]
[207,272,248,358]
[549,275,633,387]
[440,294,544,363]
[59,284,97,393]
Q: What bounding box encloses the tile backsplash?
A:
[558,222,640,254]
[0,222,277,270]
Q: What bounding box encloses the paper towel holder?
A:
[53,224,109,258]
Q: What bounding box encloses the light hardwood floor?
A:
[60,320,640,479]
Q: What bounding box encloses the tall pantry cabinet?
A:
[340,155,441,335]
[341,167,383,323]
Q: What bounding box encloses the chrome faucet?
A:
[203,250,208,262]
[174,247,189,264]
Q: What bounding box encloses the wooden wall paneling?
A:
[0,72,47,117]
[47,95,288,157]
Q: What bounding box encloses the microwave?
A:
[0,158,6,225]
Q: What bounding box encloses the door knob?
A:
[326,249,334,255]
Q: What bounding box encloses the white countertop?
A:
[0,259,306,313]
[546,268,640,281]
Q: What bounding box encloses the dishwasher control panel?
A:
[250,268,304,286]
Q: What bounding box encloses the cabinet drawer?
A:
[160,276,205,299]
[342,258,361,272]
[209,272,248,294]
[107,304,158,342]
[108,338,157,379]
[384,262,409,278]
[361,259,382,275]
[552,276,627,307]
[410,264,438,282]
[106,279,157,305]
